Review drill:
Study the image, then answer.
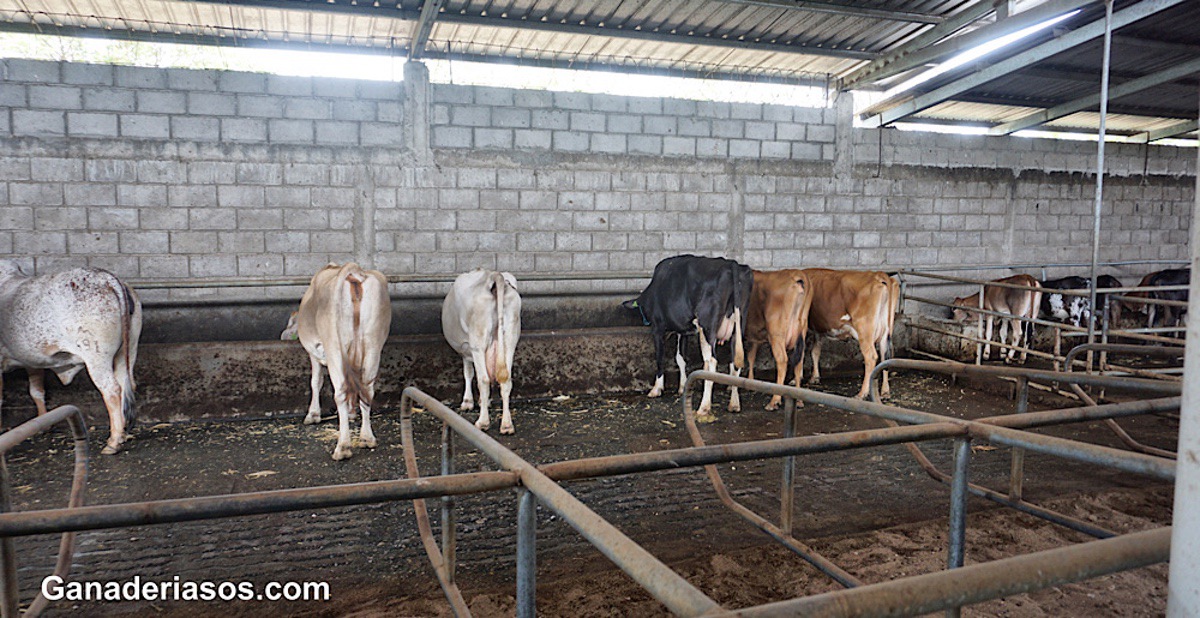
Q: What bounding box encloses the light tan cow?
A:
[282,263,391,460]
[798,269,901,400]
[442,269,522,434]
[0,261,141,454]
[742,269,809,410]
[952,274,1042,363]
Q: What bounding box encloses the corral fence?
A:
[0,355,1179,617]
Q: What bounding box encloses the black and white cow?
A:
[1138,269,1190,329]
[1040,275,1126,328]
[623,255,753,422]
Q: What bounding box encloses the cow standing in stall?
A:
[442,269,522,434]
[742,269,808,410]
[796,269,900,400]
[0,261,141,454]
[282,263,391,460]
[1040,274,1125,328]
[952,274,1042,363]
[1129,268,1190,330]
[624,255,753,422]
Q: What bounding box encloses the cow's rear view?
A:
[283,263,391,460]
[442,269,522,434]
[0,260,142,454]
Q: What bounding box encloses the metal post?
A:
[516,489,537,618]
[441,422,457,582]
[1087,0,1114,349]
[1165,81,1200,617]
[1010,378,1028,501]
[976,283,985,364]
[0,456,15,618]
[781,397,798,536]
[946,438,972,618]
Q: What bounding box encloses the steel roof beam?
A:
[860,0,1191,128]
[409,0,445,60]
[989,56,1200,134]
[843,0,1099,90]
[952,92,1194,119]
[1129,119,1199,143]
[15,1,878,61]
[720,0,943,24]
[838,0,996,90]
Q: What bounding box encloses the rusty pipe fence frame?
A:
[0,405,89,618]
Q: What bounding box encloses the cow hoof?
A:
[808,377,821,386]
[101,443,122,455]
[500,424,514,435]
[765,398,781,411]
[647,388,663,398]
[332,446,353,461]
[695,413,717,424]
[475,419,491,432]
[304,413,321,425]
[728,402,741,413]
[460,401,474,411]
[361,436,378,449]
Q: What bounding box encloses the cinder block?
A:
[219,231,265,253]
[492,108,531,128]
[138,255,190,278]
[451,105,491,127]
[190,208,238,231]
[189,255,237,277]
[119,231,169,254]
[283,209,328,230]
[137,160,187,184]
[696,138,728,158]
[744,121,775,140]
[519,190,557,210]
[570,112,606,132]
[118,185,168,208]
[268,119,315,143]
[169,185,218,208]
[532,109,569,130]
[457,211,497,232]
[313,121,357,145]
[137,90,186,114]
[171,116,220,141]
[238,209,284,230]
[312,77,361,99]
[359,122,403,146]
[139,209,188,230]
[514,90,553,108]
[730,103,763,120]
[628,135,663,156]
[697,101,732,119]
[791,142,823,160]
[628,97,663,115]
[169,69,219,91]
[431,84,474,104]
[64,183,116,206]
[120,114,170,139]
[358,81,403,101]
[475,128,513,149]
[552,131,589,152]
[663,136,696,156]
[63,63,113,86]
[517,232,556,252]
[729,139,760,158]
[333,100,376,122]
[515,129,552,150]
[10,183,62,206]
[807,124,836,143]
[761,141,790,159]
[115,66,167,89]
[0,83,26,107]
[14,232,67,255]
[237,95,284,118]
[678,117,711,137]
[30,158,83,182]
[30,85,82,110]
[554,92,592,111]
[221,117,268,142]
[67,231,119,254]
[0,207,33,230]
[237,254,284,276]
[35,206,87,230]
[12,110,65,136]
[590,133,627,154]
[218,185,267,209]
[3,59,59,83]
[432,126,472,149]
[187,92,236,116]
[219,72,267,94]
[644,116,677,135]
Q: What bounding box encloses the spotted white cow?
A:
[0,261,141,454]
[282,263,392,460]
[442,269,522,434]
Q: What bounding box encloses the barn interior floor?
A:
[2,366,1178,616]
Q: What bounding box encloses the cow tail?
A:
[343,272,370,413]
[1028,280,1043,342]
[111,277,137,426]
[493,273,510,384]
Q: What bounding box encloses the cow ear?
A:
[621,299,638,310]
[501,272,518,290]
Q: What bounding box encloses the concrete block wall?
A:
[0,58,1195,317]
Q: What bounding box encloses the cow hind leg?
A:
[359,383,377,449]
[808,338,823,385]
[499,378,514,435]
[694,326,718,422]
[459,357,476,411]
[983,315,995,361]
[27,369,47,417]
[471,349,492,431]
[727,361,741,413]
[855,336,878,400]
[765,339,789,410]
[997,318,1010,363]
[87,363,127,455]
[877,336,891,399]
[675,334,688,395]
[304,356,324,425]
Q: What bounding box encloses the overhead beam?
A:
[989,56,1200,134]
[844,0,1099,90]
[1113,34,1200,56]
[408,0,445,60]
[860,0,1191,128]
[839,0,996,90]
[953,92,1195,120]
[1129,119,1199,143]
[15,1,878,61]
[721,0,943,24]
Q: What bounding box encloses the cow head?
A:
[0,259,28,281]
[622,299,650,326]
[280,311,300,340]
[950,296,973,322]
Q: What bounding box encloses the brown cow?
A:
[797,269,900,400]
[952,274,1042,363]
[741,269,809,410]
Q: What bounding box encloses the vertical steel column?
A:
[441,422,457,582]
[1087,0,1114,348]
[946,438,972,618]
[0,456,15,618]
[781,397,798,535]
[516,489,537,618]
[1165,78,1200,617]
[1010,378,1029,501]
[975,284,985,364]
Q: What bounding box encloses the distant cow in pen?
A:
[443,269,522,434]
[952,274,1042,363]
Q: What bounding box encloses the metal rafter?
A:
[843,0,1099,90]
[1129,119,1199,142]
[720,0,944,24]
[860,0,1192,128]
[989,56,1200,135]
[409,0,445,60]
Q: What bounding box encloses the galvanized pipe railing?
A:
[0,405,88,618]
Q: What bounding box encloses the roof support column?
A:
[1085,0,1112,347]
[1167,86,1200,618]
[404,60,433,164]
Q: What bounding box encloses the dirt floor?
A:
[0,367,1178,617]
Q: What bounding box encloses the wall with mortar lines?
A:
[0,58,1194,309]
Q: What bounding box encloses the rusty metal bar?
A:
[0,457,16,618]
[970,424,1174,480]
[780,397,797,536]
[723,527,1170,618]
[402,387,723,617]
[869,359,1181,398]
[441,422,458,584]
[945,438,972,618]
[980,396,1180,429]
[515,489,537,618]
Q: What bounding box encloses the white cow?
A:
[281,263,391,460]
[442,270,521,434]
[0,261,141,454]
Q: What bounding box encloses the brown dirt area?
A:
[1,366,1177,616]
